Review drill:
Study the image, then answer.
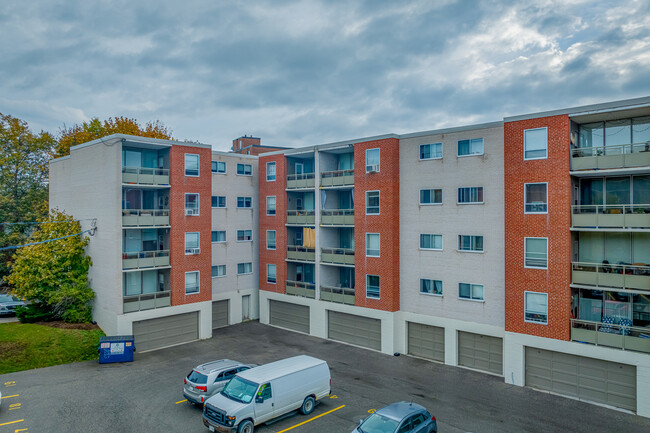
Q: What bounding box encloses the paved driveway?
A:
[1,321,649,433]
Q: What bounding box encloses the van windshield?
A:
[221,377,258,403]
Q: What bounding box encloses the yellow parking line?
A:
[276,404,345,433]
[175,399,188,404]
[0,394,19,399]
[0,419,24,427]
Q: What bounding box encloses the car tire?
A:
[237,419,254,433]
[300,396,315,415]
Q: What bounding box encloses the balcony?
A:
[287,173,315,189]
[122,250,170,270]
[122,167,170,185]
[571,319,650,355]
[321,247,355,265]
[122,290,171,313]
[122,209,170,227]
[287,245,315,262]
[320,285,355,305]
[321,169,354,187]
[571,204,650,229]
[286,210,315,225]
[571,142,650,171]
[285,280,315,299]
[321,209,354,226]
[572,262,650,290]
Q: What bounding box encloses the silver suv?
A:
[183,359,255,405]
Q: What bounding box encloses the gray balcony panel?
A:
[571,319,650,355]
[572,262,650,290]
[571,143,650,171]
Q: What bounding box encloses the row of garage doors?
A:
[268,303,637,412]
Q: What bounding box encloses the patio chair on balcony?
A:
[599,316,616,333]
[620,318,632,336]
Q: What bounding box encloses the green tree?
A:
[6,210,95,323]
[0,113,55,286]
[55,116,173,157]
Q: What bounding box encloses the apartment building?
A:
[49,134,259,351]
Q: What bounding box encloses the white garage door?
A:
[408,322,445,362]
[212,300,229,329]
[525,347,636,411]
[328,310,381,351]
[269,300,310,334]
[458,331,503,375]
[133,311,199,352]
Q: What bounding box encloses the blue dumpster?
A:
[99,335,135,364]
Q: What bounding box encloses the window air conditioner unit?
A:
[185,209,198,216]
[366,164,380,173]
[185,248,200,255]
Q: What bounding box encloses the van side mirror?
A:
[255,396,264,403]
[359,419,363,426]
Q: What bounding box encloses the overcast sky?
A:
[2,0,649,151]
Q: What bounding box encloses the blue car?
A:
[353,401,437,433]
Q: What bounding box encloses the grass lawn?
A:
[0,322,105,374]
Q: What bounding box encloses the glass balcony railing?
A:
[571,204,650,229]
[122,250,170,270]
[321,169,354,187]
[122,166,170,185]
[285,280,315,299]
[320,247,355,265]
[571,142,650,170]
[122,209,170,227]
[286,210,315,225]
[572,262,650,290]
[287,173,315,189]
[571,319,650,355]
[320,285,355,305]
[321,209,354,225]
[123,290,171,313]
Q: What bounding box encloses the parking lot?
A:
[1,321,650,433]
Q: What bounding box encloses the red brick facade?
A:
[504,115,572,340]
[169,145,213,306]
[354,138,401,312]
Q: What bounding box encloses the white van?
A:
[202,355,331,433]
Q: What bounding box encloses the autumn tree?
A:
[6,210,94,323]
[55,116,173,157]
[0,113,55,286]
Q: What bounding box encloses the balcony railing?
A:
[571,142,650,171]
[571,262,650,290]
[123,290,171,313]
[571,204,650,229]
[285,280,315,299]
[122,250,170,270]
[287,172,315,189]
[571,319,650,355]
[287,245,315,262]
[321,247,355,265]
[320,285,355,305]
[321,209,354,225]
[122,166,170,185]
[321,169,354,187]
[122,209,170,227]
[286,210,315,225]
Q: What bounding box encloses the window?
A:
[266,162,276,181]
[525,237,548,268]
[420,189,442,205]
[185,154,199,176]
[525,183,548,213]
[366,148,380,172]
[266,230,276,250]
[366,191,380,214]
[266,196,276,216]
[458,235,483,252]
[420,234,442,250]
[237,197,252,208]
[185,193,199,215]
[185,232,199,254]
[267,264,277,284]
[366,275,380,299]
[259,383,272,400]
[212,265,226,278]
[237,262,253,275]
[419,143,443,160]
[459,283,483,301]
[211,231,226,243]
[525,292,548,324]
[211,161,226,173]
[212,196,226,208]
[524,127,547,160]
[237,230,252,241]
[237,163,252,176]
[420,279,442,296]
[185,271,199,294]
[457,138,483,156]
[457,187,484,204]
[366,233,380,257]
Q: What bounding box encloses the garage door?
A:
[458,331,503,375]
[269,300,310,334]
[525,347,636,411]
[212,300,229,329]
[328,311,381,351]
[408,322,444,362]
[133,311,199,352]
